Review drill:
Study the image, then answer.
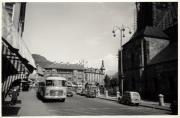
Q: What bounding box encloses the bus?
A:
[37,76,67,102]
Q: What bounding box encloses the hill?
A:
[32,54,53,68]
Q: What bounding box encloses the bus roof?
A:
[45,76,66,80]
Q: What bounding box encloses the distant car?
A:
[67,91,73,97]
[80,89,86,96]
[76,87,82,95]
[118,91,141,106]
[86,90,96,98]
[85,85,97,98]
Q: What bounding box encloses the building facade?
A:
[84,68,105,86]
[2,2,36,101]
[44,63,85,84]
[122,2,177,102]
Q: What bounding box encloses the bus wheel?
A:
[60,98,65,102]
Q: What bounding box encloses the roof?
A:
[46,76,66,80]
[143,26,169,39]
[123,26,169,47]
[148,42,177,65]
[45,63,84,70]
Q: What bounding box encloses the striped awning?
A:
[2,6,36,70]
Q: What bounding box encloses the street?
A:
[10,89,171,116]
[43,94,171,115]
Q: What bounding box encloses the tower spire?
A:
[100,60,105,73]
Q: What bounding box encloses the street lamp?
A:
[112,25,131,96]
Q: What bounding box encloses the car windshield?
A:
[46,80,66,87]
[132,93,139,97]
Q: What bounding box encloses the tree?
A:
[104,74,111,89]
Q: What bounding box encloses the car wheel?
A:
[135,103,139,106]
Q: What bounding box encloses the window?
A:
[46,80,66,87]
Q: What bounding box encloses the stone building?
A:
[122,2,177,102]
[84,60,105,86]
[84,68,105,86]
[44,63,85,84]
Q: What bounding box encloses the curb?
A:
[139,104,171,111]
[97,96,117,102]
[97,96,171,111]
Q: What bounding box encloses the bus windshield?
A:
[46,80,66,87]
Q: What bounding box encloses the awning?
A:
[2,6,36,71]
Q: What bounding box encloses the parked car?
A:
[118,91,141,106]
[67,86,73,97]
[80,89,87,96]
[86,90,96,98]
[67,91,73,97]
[85,86,97,98]
[76,87,82,95]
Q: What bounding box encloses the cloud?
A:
[103,54,118,75]
[84,37,101,46]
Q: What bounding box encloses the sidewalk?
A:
[2,88,52,116]
[97,94,171,111]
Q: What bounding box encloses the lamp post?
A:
[112,25,131,96]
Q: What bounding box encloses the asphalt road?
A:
[41,94,171,115]
[2,89,171,116]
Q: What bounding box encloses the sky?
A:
[23,2,136,75]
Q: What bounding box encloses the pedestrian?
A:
[10,88,18,105]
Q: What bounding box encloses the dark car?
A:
[86,90,96,98]
[67,91,73,97]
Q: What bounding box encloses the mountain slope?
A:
[32,54,53,68]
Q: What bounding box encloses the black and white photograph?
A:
[1,1,178,116]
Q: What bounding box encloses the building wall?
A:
[2,2,36,100]
[4,3,26,36]
[85,68,105,86]
[136,2,177,31]
[44,68,84,83]
[122,2,177,101]
[146,61,177,101]
[123,38,143,71]
[145,37,169,62]
[123,38,145,96]
[123,37,173,100]
[153,3,177,30]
